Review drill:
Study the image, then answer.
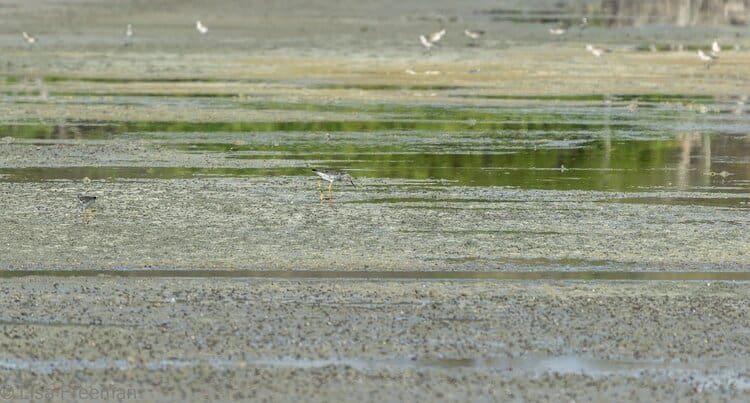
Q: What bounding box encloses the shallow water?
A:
[1,91,749,196]
[0,353,746,391]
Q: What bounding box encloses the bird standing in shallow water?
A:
[419,35,433,52]
[697,50,717,68]
[196,20,208,34]
[585,44,609,57]
[124,24,133,46]
[419,28,446,53]
[428,28,446,44]
[22,32,36,44]
[464,29,483,40]
[548,27,566,36]
[312,169,356,203]
[711,39,721,55]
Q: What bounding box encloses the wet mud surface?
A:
[0,278,749,401]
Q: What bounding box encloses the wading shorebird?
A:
[428,28,446,44]
[419,34,433,52]
[464,29,484,40]
[464,29,484,45]
[711,39,721,55]
[585,44,609,57]
[312,169,356,203]
[697,49,717,68]
[77,194,97,223]
[196,20,208,34]
[419,28,446,53]
[548,27,566,36]
[124,24,133,45]
[22,32,37,44]
[579,17,588,30]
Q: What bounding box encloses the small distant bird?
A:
[548,28,566,36]
[124,24,133,46]
[698,50,716,61]
[77,194,97,210]
[464,29,484,40]
[579,17,588,30]
[196,20,208,34]
[428,28,446,44]
[312,169,356,203]
[697,50,717,68]
[77,194,97,223]
[419,35,433,51]
[585,44,609,57]
[22,32,36,44]
[711,39,721,55]
[419,28,446,52]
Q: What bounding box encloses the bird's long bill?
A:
[349,179,357,188]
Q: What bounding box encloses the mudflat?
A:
[1,0,749,401]
[1,277,748,401]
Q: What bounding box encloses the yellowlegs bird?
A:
[22,32,37,44]
[78,194,96,208]
[312,169,356,203]
[196,20,208,34]
[77,194,97,223]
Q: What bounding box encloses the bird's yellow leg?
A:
[317,179,322,190]
[83,208,92,224]
[328,182,333,203]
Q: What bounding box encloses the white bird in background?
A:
[697,49,717,68]
[464,29,484,40]
[419,34,433,51]
[125,23,133,38]
[585,44,609,57]
[548,28,566,35]
[711,39,721,55]
[428,28,446,44]
[196,20,208,34]
[22,31,36,44]
[698,50,716,61]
